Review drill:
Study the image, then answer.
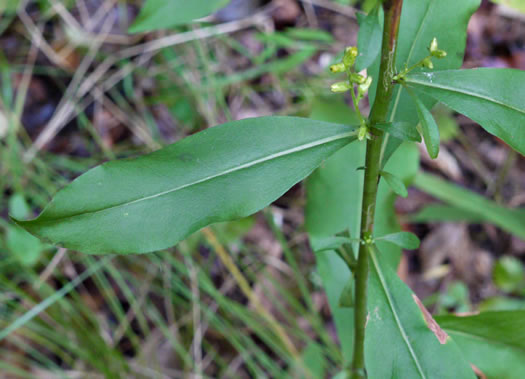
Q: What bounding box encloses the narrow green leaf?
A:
[411,92,440,159]
[375,143,420,268]
[493,257,525,293]
[300,342,328,379]
[413,172,525,239]
[405,68,525,156]
[366,245,476,379]
[380,170,408,198]
[376,231,420,250]
[479,297,525,312]
[436,311,525,379]
[374,122,422,142]
[284,28,334,43]
[355,6,382,72]
[18,116,357,255]
[369,0,480,164]
[314,236,354,253]
[338,278,354,308]
[6,225,44,266]
[408,204,484,223]
[8,193,31,220]
[129,0,231,33]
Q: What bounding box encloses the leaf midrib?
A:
[405,76,525,116]
[370,249,427,378]
[39,131,357,222]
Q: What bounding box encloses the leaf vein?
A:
[405,77,525,116]
[40,131,357,221]
[370,249,427,378]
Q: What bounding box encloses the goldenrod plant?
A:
[13,0,525,377]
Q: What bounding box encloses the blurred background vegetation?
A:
[1,0,525,377]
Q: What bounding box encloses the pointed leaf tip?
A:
[376,231,420,250]
[410,91,440,159]
[405,68,525,157]
[380,170,408,198]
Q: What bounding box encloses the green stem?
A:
[350,0,403,377]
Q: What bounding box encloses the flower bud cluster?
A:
[393,38,448,82]
[329,46,372,96]
[329,46,373,141]
[429,37,447,58]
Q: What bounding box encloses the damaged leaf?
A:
[365,244,476,378]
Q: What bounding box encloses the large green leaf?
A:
[436,311,525,378]
[306,97,365,362]
[366,245,476,379]
[405,68,525,156]
[355,6,382,72]
[129,0,231,33]
[368,0,480,164]
[374,142,420,269]
[18,116,357,255]
[413,172,525,240]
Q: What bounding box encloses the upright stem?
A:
[351,1,403,377]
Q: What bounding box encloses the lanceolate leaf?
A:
[369,0,480,164]
[380,171,408,198]
[413,172,525,239]
[436,311,525,379]
[18,116,357,255]
[411,92,440,159]
[405,68,525,156]
[366,245,476,379]
[376,231,420,250]
[355,6,382,72]
[129,0,231,33]
[339,278,354,308]
[314,236,355,253]
[374,122,421,142]
[375,143,420,268]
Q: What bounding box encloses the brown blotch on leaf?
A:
[471,364,487,379]
[412,294,449,344]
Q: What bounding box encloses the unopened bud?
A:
[350,73,366,84]
[358,76,373,96]
[429,37,439,53]
[431,49,447,58]
[331,81,352,93]
[358,125,368,141]
[422,57,434,69]
[343,46,358,68]
[330,63,346,73]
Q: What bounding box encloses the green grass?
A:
[0,1,351,376]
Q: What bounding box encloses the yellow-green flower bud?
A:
[358,125,368,141]
[331,81,352,93]
[330,63,346,73]
[431,49,447,59]
[429,37,439,53]
[358,76,373,96]
[422,57,434,69]
[350,73,366,84]
[343,46,358,68]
